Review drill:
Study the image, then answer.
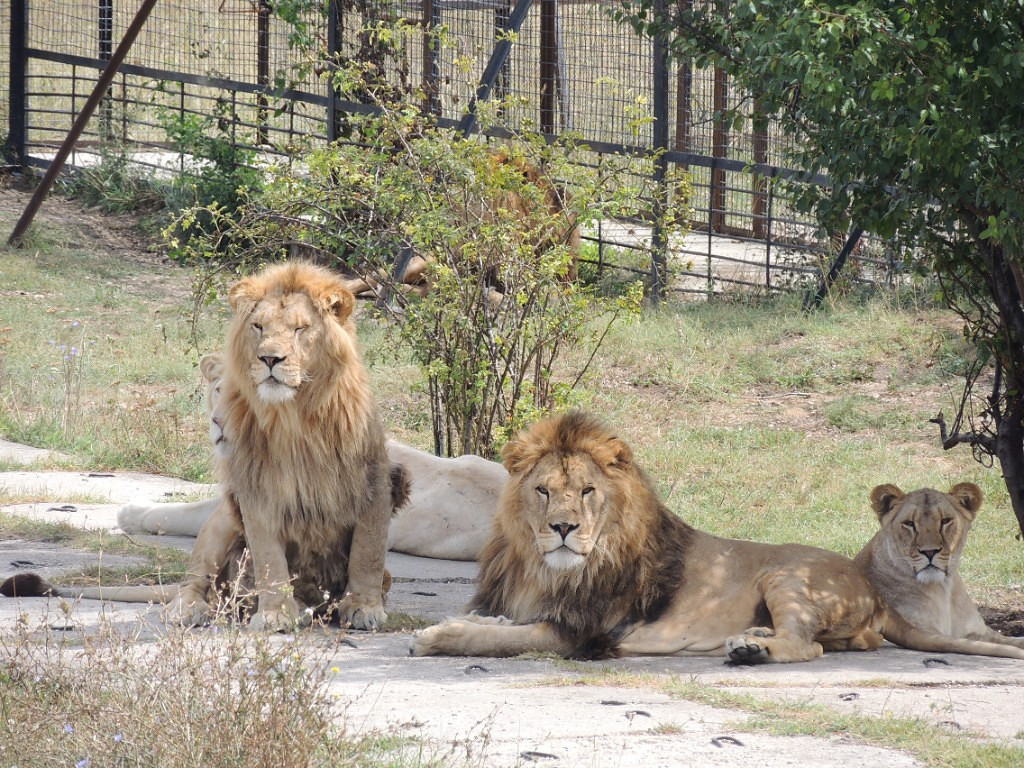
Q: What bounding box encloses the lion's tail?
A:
[1,572,180,603]
[882,610,1024,660]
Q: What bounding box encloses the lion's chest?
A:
[228,419,378,541]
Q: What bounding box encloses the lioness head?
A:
[500,412,635,572]
[869,482,982,584]
[227,262,357,405]
[199,352,228,459]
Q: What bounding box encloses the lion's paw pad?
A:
[726,634,771,664]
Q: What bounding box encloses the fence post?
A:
[539,0,557,135]
[649,0,670,303]
[256,0,271,145]
[99,0,113,140]
[422,0,440,115]
[5,0,27,166]
[327,0,340,141]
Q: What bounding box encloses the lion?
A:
[117,352,505,561]
[118,442,502,561]
[854,483,1024,660]
[3,263,403,632]
[334,151,579,307]
[412,411,890,663]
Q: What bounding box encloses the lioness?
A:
[413,411,888,663]
[855,483,1024,660]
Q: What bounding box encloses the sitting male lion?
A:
[3,263,402,631]
[413,411,889,663]
[855,483,1024,660]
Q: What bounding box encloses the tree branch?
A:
[930,411,997,453]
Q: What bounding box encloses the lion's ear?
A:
[318,288,356,323]
[870,484,904,522]
[228,279,259,316]
[199,352,225,383]
[948,482,983,520]
[605,436,632,470]
[501,435,534,476]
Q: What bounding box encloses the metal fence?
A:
[4,0,902,297]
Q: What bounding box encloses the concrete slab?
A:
[0,470,215,505]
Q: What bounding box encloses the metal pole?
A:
[256,0,271,146]
[649,0,670,303]
[99,0,113,140]
[458,0,535,137]
[5,0,27,167]
[8,0,161,246]
[326,0,342,141]
[540,0,556,135]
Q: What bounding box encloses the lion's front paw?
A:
[726,633,772,664]
[337,594,387,631]
[410,619,469,657]
[167,595,211,627]
[249,597,311,632]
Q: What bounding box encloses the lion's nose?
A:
[260,355,285,370]
[920,548,940,562]
[550,522,579,540]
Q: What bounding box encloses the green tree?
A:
[620,0,1024,534]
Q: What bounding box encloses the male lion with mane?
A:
[2,263,402,632]
[413,411,890,663]
[215,260,397,631]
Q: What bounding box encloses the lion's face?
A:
[243,292,325,404]
[499,412,639,574]
[870,483,982,584]
[199,352,228,459]
[228,264,357,409]
[518,452,613,571]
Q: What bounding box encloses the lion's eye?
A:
[940,517,953,528]
[536,486,549,498]
[582,486,594,497]
[295,325,309,336]
[253,323,263,333]
[902,520,916,532]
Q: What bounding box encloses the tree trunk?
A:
[984,239,1024,538]
[995,396,1024,538]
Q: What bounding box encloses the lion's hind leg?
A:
[821,627,885,652]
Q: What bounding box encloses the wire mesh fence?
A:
[5,0,905,297]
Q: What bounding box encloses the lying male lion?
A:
[855,483,1024,660]
[413,411,890,663]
